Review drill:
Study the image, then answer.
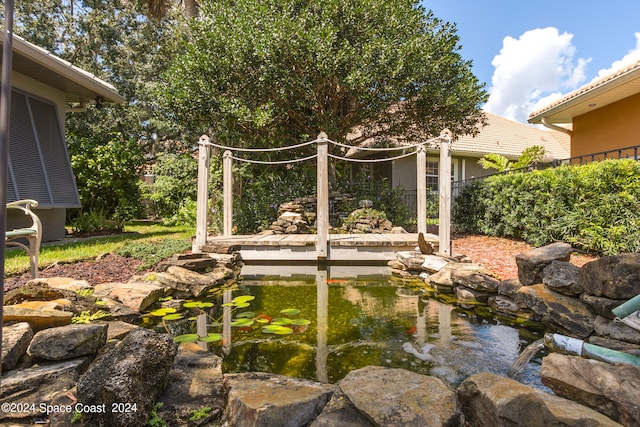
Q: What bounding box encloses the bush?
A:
[452,159,640,255]
[145,153,198,220]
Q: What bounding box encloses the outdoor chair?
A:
[5,199,42,278]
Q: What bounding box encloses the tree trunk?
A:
[184,0,198,18]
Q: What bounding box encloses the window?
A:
[7,89,80,207]
[426,161,438,191]
[426,160,459,192]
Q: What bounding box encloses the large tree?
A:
[156,0,488,148]
[12,0,188,218]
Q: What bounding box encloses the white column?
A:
[194,135,211,252]
[416,145,427,235]
[438,130,452,255]
[315,267,328,382]
[316,132,329,259]
[223,150,233,236]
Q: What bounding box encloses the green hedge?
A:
[452,159,640,255]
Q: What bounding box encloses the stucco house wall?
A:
[529,60,640,160]
[572,92,640,158]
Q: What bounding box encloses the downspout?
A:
[541,117,572,135]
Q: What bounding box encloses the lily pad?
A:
[150,307,177,317]
[199,333,223,343]
[280,308,301,316]
[261,325,294,335]
[290,318,311,326]
[232,295,255,304]
[162,313,184,321]
[231,318,254,327]
[173,334,199,343]
[236,311,256,318]
[271,317,292,325]
[256,318,270,324]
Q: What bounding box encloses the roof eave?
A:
[2,35,125,104]
[528,62,640,125]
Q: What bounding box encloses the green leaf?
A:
[280,308,301,316]
[231,318,254,327]
[232,295,255,304]
[290,319,311,326]
[236,311,256,318]
[199,333,223,342]
[261,325,294,335]
[162,313,184,321]
[150,307,177,317]
[174,334,199,343]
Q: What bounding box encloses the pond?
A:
[151,265,549,389]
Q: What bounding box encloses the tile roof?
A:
[452,112,570,160]
[347,111,569,160]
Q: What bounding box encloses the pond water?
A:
[161,265,549,389]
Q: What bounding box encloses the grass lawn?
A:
[4,222,194,277]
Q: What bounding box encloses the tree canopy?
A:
[156,0,488,148]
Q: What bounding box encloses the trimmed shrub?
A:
[453,159,640,255]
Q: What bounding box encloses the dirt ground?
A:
[3,234,598,292]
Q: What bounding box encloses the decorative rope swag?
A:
[194,130,453,259]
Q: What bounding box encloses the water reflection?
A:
[214,265,546,388]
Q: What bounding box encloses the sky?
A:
[422,0,640,124]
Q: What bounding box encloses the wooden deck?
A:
[202,232,439,264]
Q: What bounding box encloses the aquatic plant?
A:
[147,294,310,344]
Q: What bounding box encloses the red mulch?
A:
[3,254,146,292]
[452,234,598,280]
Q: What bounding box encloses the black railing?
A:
[552,144,639,166]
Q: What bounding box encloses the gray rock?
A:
[498,278,523,300]
[0,359,88,422]
[28,323,107,361]
[76,328,178,427]
[515,242,572,286]
[223,372,334,427]
[93,281,169,312]
[396,251,426,271]
[456,286,490,304]
[101,320,138,340]
[339,366,458,427]
[2,305,73,331]
[155,253,218,273]
[516,284,595,337]
[543,260,582,296]
[541,352,640,426]
[98,296,141,323]
[458,372,621,427]
[1,322,33,371]
[579,253,640,299]
[421,255,448,272]
[311,389,374,427]
[158,345,226,426]
[593,315,640,345]
[581,294,624,320]
[451,268,500,293]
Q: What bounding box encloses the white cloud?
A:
[484,27,589,123]
[594,32,640,80]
